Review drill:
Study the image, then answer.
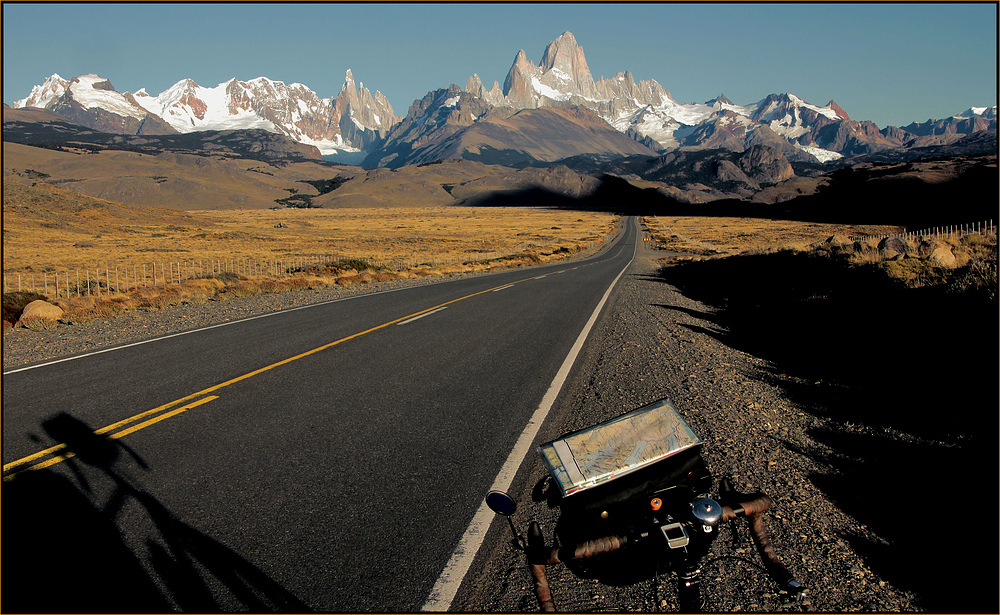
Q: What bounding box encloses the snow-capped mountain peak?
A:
[12,32,996,166]
[15,73,69,109]
[16,71,401,156]
[14,73,147,120]
[956,106,997,119]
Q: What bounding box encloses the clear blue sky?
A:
[3,3,996,128]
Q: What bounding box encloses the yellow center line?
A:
[3,278,529,478]
[3,396,219,481]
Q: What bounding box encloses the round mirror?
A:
[485,490,517,516]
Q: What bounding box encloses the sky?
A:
[3,2,996,129]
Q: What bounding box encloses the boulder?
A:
[877,236,914,255]
[927,246,958,268]
[16,300,64,327]
[824,234,854,246]
[917,239,952,258]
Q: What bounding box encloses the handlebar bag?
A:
[538,398,711,529]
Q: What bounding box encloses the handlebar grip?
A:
[530,563,556,612]
[739,494,773,516]
[529,535,625,612]
[545,535,626,565]
[721,494,773,520]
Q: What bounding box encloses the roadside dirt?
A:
[454,242,995,613]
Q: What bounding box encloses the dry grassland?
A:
[4,174,617,326]
[4,189,615,274]
[189,206,613,266]
[644,216,906,256]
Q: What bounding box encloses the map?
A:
[538,398,702,497]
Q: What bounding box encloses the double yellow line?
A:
[3,277,532,481]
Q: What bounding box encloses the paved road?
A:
[2,216,640,612]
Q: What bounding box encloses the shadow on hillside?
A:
[459,174,686,215]
[461,159,998,230]
[654,251,998,613]
[3,413,310,613]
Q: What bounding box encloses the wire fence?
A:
[3,235,608,299]
[850,219,995,243]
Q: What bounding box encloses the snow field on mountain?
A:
[68,74,147,120]
[531,76,573,102]
[134,79,274,132]
[794,144,844,162]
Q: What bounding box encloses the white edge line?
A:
[420,219,637,612]
[3,284,417,375]
[4,237,623,376]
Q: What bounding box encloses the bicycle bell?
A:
[691,497,723,527]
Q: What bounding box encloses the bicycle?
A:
[487,398,805,612]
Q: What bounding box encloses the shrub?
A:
[256,279,281,293]
[330,258,378,272]
[283,277,314,291]
[223,281,262,298]
[18,315,60,331]
[204,271,246,283]
[371,272,399,283]
[947,248,998,305]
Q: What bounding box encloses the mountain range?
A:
[14,70,399,159]
[11,31,998,168]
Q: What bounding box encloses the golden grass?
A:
[643,216,906,256]
[4,199,615,277]
[642,215,998,296]
[3,159,619,326]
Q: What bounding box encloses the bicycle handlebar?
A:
[539,534,628,566]
[718,492,804,596]
[720,494,773,520]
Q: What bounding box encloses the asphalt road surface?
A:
[2,216,640,612]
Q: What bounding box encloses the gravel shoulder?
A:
[2,269,510,371]
[455,247,947,613]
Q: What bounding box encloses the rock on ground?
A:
[15,300,64,328]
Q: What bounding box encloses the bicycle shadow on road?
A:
[3,412,311,613]
[653,250,998,613]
